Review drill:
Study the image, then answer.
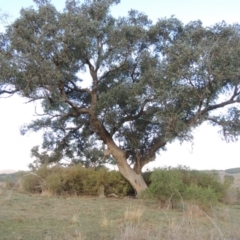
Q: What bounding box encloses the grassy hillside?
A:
[0,190,240,240]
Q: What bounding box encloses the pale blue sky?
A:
[0,0,239,171]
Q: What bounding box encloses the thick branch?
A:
[113,98,153,134]
[188,89,240,125]
[0,89,19,95]
[90,115,112,144]
[86,58,98,107]
[133,138,167,173]
[69,80,91,95]
[58,84,90,115]
[95,36,103,71]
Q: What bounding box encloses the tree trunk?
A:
[118,162,148,197]
[124,169,148,197]
[107,143,148,197]
[89,116,148,196]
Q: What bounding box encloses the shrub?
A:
[81,169,99,195]
[36,164,53,179]
[45,171,63,195]
[142,171,152,186]
[60,165,98,195]
[20,165,133,196]
[146,166,231,209]
[183,184,218,210]
[148,167,185,207]
[21,173,43,193]
[102,170,134,196]
[177,167,229,202]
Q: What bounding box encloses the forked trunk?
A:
[118,163,148,197]
[108,144,148,197]
[91,117,148,196]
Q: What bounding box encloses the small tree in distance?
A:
[29,136,110,170]
[1,0,240,196]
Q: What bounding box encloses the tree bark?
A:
[106,142,148,197]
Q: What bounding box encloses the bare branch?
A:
[114,98,153,134]
[0,89,19,95]
[188,90,240,126]
[69,80,91,94]
[25,96,46,103]
[133,138,167,172]
[58,84,90,115]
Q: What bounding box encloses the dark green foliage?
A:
[21,165,133,196]
[28,138,109,170]
[100,170,134,196]
[142,171,152,186]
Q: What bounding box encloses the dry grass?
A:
[116,203,240,240]
[100,206,110,228]
[0,181,7,190]
[73,230,86,240]
[0,190,240,239]
[184,204,205,218]
[41,190,55,197]
[123,205,145,224]
[115,224,150,240]
[70,214,80,224]
[0,189,13,202]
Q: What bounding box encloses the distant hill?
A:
[225,168,240,174]
[217,168,240,189]
[0,171,21,182]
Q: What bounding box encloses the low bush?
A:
[60,165,97,195]
[183,184,219,210]
[21,164,233,207]
[45,171,63,195]
[147,167,185,207]
[21,173,43,193]
[146,166,233,209]
[21,165,133,196]
[102,170,134,196]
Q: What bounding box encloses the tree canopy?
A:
[1,0,240,195]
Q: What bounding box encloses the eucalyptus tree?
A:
[1,0,240,195]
